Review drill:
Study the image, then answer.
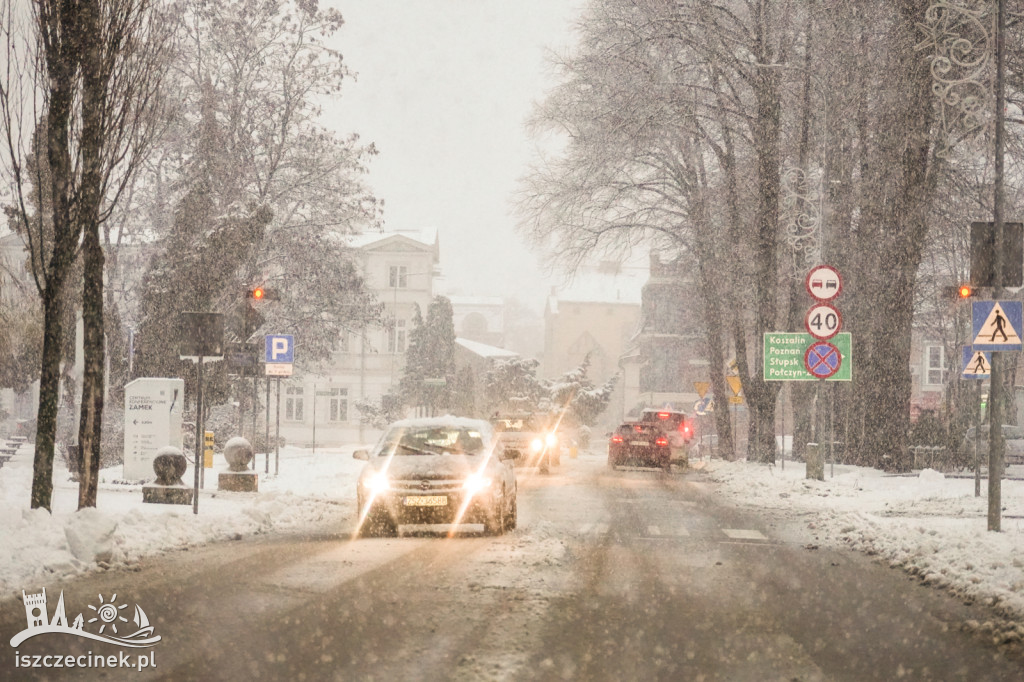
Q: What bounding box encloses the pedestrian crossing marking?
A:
[972,300,1023,348]
[722,529,767,540]
[571,524,762,540]
[645,525,690,537]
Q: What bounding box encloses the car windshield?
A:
[492,417,537,432]
[375,425,487,456]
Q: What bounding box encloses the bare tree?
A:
[75,0,171,507]
[1,0,170,509]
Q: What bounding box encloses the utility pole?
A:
[988,0,1006,532]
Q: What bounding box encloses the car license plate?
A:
[404,495,448,507]
[630,440,649,446]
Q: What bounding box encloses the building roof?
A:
[448,295,505,307]
[455,337,518,359]
[347,227,438,250]
[547,260,647,311]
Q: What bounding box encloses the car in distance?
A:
[354,416,518,537]
[640,408,694,468]
[490,413,561,473]
[961,424,1024,466]
[608,421,672,471]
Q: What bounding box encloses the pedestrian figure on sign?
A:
[991,309,1009,342]
[973,355,987,374]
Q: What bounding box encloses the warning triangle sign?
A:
[963,350,991,376]
[973,302,1022,346]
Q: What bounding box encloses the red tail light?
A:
[655,436,668,447]
[611,434,624,444]
[657,411,670,420]
[680,422,692,437]
[634,425,643,432]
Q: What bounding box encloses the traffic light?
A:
[943,283,976,300]
[246,286,278,301]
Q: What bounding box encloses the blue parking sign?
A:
[265,335,294,363]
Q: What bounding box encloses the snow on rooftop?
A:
[455,337,519,359]
[448,295,505,307]
[548,260,647,306]
[346,226,438,249]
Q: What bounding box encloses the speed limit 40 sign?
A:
[805,303,842,340]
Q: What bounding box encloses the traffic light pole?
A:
[251,374,258,469]
[193,355,204,515]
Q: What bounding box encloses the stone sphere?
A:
[152,446,187,485]
[223,436,254,472]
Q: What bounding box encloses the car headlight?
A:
[530,437,544,452]
[545,433,557,448]
[463,472,493,495]
[363,471,390,494]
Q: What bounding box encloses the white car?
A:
[354,416,518,537]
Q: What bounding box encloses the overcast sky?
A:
[324,0,585,308]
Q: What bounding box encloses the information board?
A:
[123,378,185,480]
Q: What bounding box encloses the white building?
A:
[449,295,505,347]
[276,229,440,447]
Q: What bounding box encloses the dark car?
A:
[639,408,694,467]
[608,421,672,471]
[961,424,1024,466]
[354,417,518,537]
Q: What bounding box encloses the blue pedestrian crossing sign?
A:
[961,346,991,379]
[971,300,1023,351]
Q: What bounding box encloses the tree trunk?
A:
[31,0,82,510]
[76,0,107,508]
[745,62,784,463]
[77,229,104,507]
[32,285,66,510]
[860,0,939,471]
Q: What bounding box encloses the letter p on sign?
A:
[265,334,294,363]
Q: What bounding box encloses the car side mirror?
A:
[353,449,369,461]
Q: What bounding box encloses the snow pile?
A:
[0,443,367,598]
[705,459,1024,627]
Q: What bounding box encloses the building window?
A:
[327,388,348,422]
[285,386,304,421]
[389,265,408,288]
[925,345,946,386]
[388,319,407,353]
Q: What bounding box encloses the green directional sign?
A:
[763,332,853,382]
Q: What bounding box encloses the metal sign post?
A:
[194,357,203,513]
[275,377,282,476]
[265,377,271,474]
[179,312,224,515]
[264,334,294,476]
